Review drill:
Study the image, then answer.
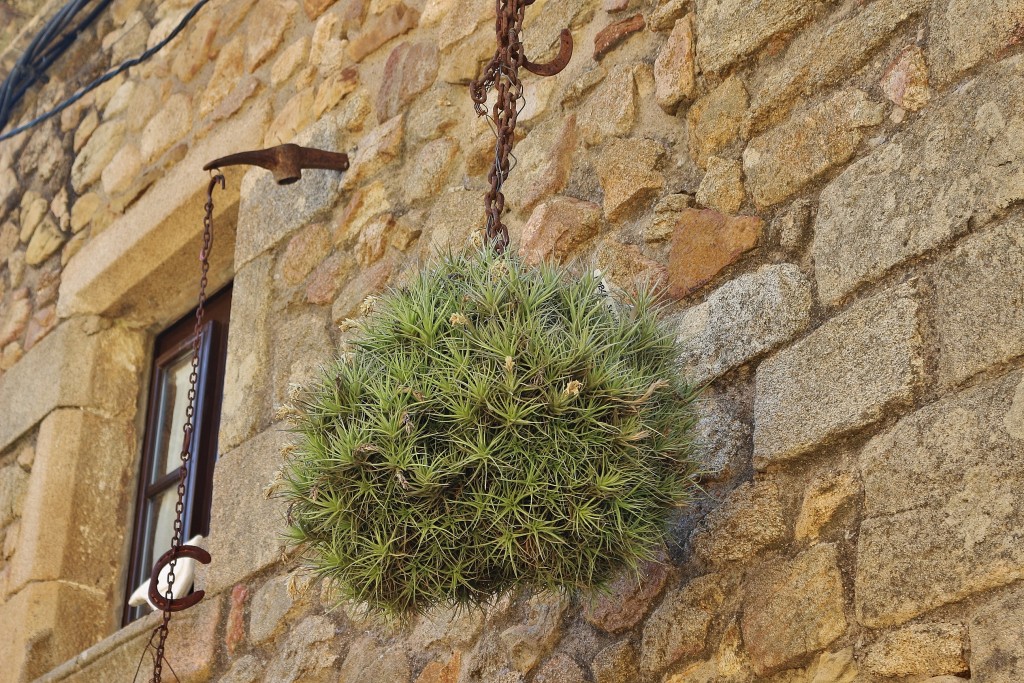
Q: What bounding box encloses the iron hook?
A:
[203,143,349,186]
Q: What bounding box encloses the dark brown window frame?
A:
[123,284,232,626]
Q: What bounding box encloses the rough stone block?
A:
[933,219,1024,388]
[0,462,27,528]
[881,45,931,112]
[795,469,860,541]
[205,424,291,594]
[676,263,811,385]
[163,592,224,683]
[857,371,1024,627]
[970,583,1024,682]
[249,574,294,644]
[339,114,405,191]
[861,622,967,678]
[695,156,744,214]
[749,0,928,125]
[596,137,665,220]
[930,0,1024,84]
[583,559,670,633]
[667,209,762,298]
[812,54,1024,305]
[219,254,274,452]
[690,480,787,565]
[0,581,110,682]
[687,76,748,168]
[505,116,577,216]
[377,41,439,123]
[499,592,568,674]
[9,411,136,608]
[741,544,847,674]
[578,65,638,146]
[654,15,695,112]
[664,622,757,682]
[519,197,601,265]
[753,284,922,466]
[744,89,883,209]
[591,640,638,683]
[265,615,341,682]
[236,116,346,268]
[640,574,727,673]
[0,318,144,452]
[695,0,818,74]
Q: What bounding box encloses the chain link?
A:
[469,0,531,255]
[149,172,224,683]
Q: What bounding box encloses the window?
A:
[123,285,232,625]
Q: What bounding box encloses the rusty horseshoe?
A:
[148,545,212,612]
[522,28,573,77]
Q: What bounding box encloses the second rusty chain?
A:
[470,0,573,255]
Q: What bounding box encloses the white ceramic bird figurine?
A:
[128,535,204,610]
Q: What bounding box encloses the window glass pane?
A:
[150,487,179,565]
[153,351,194,480]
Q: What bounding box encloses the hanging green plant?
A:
[279,250,700,617]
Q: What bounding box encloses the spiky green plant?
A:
[279,249,700,617]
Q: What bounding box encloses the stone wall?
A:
[0,0,1023,681]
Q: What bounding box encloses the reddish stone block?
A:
[306,254,346,306]
[347,4,419,62]
[667,209,762,298]
[583,559,671,633]
[594,14,645,60]
[415,651,462,683]
[519,197,602,265]
[376,41,440,123]
[225,583,249,656]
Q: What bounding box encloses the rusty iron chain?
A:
[470,0,572,255]
[147,172,224,683]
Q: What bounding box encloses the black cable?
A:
[0,0,112,133]
[0,0,213,142]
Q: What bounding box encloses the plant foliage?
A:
[280,249,700,617]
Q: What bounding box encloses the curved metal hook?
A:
[207,172,225,197]
[523,28,573,77]
[148,545,212,613]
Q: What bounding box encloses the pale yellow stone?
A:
[140,93,192,163]
[245,0,295,72]
[264,90,316,146]
[862,623,967,677]
[102,80,135,119]
[24,219,65,266]
[18,192,48,243]
[101,144,143,196]
[340,114,404,190]
[313,67,359,118]
[596,137,665,220]
[71,120,127,193]
[200,37,244,117]
[271,36,309,86]
[795,470,860,540]
[579,64,638,146]
[696,156,745,213]
[70,193,101,233]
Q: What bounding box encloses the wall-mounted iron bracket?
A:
[203,143,349,185]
